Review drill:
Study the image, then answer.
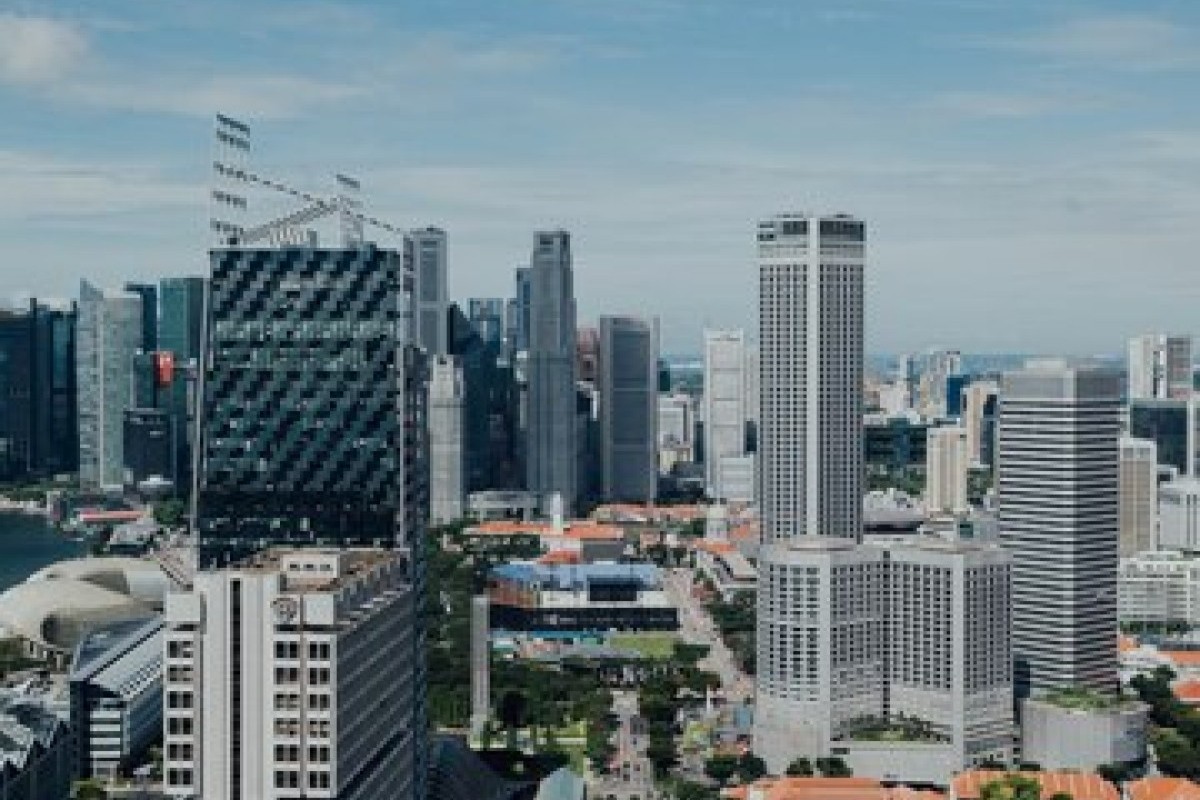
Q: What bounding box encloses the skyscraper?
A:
[195,246,427,567]
[702,329,748,501]
[1119,436,1158,557]
[962,381,998,467]
[926,425,969,516]
[513,267,532,353]
[598,315,658,503]
[1129,334,1193,400]
[77,281,143,488]
[123,282,159,352]
[429,355,465,525]
[525,231,577,513]
[467,298,507,347]
[164,549,420,800]
[757,214,864,546]
[754,213,866,765]
[407,227,449,356]
[998,363,1121,697]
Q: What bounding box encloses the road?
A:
[589,689,660,800]
[664,568,753,703]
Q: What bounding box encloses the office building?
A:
[0,299,76,481]
[1128,334,1192,401]
[716,454,755,504]
[926,425,969,516]
[702,329,748,500]
[196,245,428,567]
[962,381,998,468]
[598,315,658,503]
[122,407,173,488]
[429,355,465,525]
[163,549,421,800]
[469,596,490,739]
[1158,478,1200,552]
[1129,398,1199,474]
[754,213,867,765]
[864,414,930,471]
[1119,437,1159,556]
[123,282,159,352]
[998,364,1121,697]
[0,687,74,800]
[756,214,864,547]
[78,281,143,489]
[69,617,163,779]
[513,267,532,353]
[657,393,695,468]
[407,227,449,356]
[159,276,205,490]
[525,231,577,514]
[1119,551,1200,628]
[467,298,507,348]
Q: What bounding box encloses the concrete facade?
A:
[1020,697,1148,770]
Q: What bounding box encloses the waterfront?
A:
[0,511,86,592]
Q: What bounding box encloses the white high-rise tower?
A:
[753,213,869,767]
[756,214,864,546]
[702,329,748,500]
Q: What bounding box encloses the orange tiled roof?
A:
[467,520,623,540]
[1163,651,1200,668]
[537,549,580,566]
[728,521,759,541]
[560,523,624,540]
[723,777,943,800]
[695,540,736,555]
[1119,634,1139,653]
[1175,680,1200,704]
[1129,778,1200,800]
[953,771,1118,800]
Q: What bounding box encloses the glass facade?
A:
[197,246,426,567]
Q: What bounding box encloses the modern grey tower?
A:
[525,231,577,514]
[598,315,659,503]
[753,214,868,768]
[998,363,1121,697]
[407,227,449,356]
[77,281,143,489]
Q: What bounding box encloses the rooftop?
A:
[1035,686,1130,712]
[952,771,1118,800]
[234,547,401,591]
[490,561,663,591]
[1129,778,1200,800]
[723,777,942,800]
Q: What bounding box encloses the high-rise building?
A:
[753,535,1013,777]
[1119,436,1159,557]
[998,364,1121,697]
[470,595,490,739]
[1128,334,1193,400]
[756,214,864,546]
[962,381,998,468]
[195,246,428,567]
[1129,397,1200,474]
[407,227,449,356]
[123,282,159,352]
[163,549,421,800]
[513,267,532,353]
[78,281,143,488]
[657,393,695,472]
[0,299,77,480]
[702,329,748,500]
[429,355,465,525]
[926,425,969,516]
[525,231,577,513]
[158,276,206,492]
[598,315,658,503]
[467,298,506,348]
[754,213,866,764]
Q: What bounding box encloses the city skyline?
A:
[2,0,1200,353]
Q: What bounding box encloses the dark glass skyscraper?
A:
[195,245,427,568]
[123,282,159,352]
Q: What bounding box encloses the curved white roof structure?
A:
[0,579,151,653]
[26,557,169,605]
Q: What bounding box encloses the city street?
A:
[589,690,659,800]
[664,567,753,703]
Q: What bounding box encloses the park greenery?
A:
[152,498,187,528]
[1129,666,1200,778]
[977,774,1073,800]
[705,592,756,675]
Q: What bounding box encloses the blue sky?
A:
[1,0,1199,354]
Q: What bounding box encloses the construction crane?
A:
[209,114,406,248]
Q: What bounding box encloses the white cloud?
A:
[0,14,88,85]
[992,14,1198,70]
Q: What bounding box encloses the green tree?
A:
[737,752,768,783]
[979,774,1041,800]
[676,781,719,800]
[72,780,108,800]
[704,754,739,786]
[816,756,852,777]
[786,757,814,776]
[153,499,187,527]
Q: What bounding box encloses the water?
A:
[0,512,87,592]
